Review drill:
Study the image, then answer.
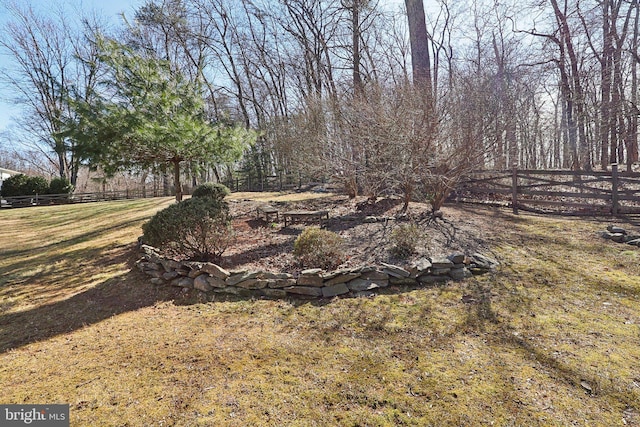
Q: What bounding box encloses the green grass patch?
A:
[0,199,639,426]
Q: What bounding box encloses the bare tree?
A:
[0,3,87,185]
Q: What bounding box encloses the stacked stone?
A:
[600,225,640,246]
[136,245,498,299]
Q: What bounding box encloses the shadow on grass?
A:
[0,218,150,267]
[0,266,185,354]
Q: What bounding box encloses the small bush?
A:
[25,176,49,195]
[142,197,233,262]
[48,177,74,194]
[390,223,421,258]
[0,174,29,197]
[191,182,230,201]
[293,227,345,270]
[0,174,49,197]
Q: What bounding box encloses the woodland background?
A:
[1,0,639,202]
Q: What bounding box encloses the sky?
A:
[0,0,144,137]
[0,0,410,143]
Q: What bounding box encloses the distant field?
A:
[0,196,639,426]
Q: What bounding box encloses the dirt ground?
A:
[219,194,494,273]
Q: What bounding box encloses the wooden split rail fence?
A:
[453,164,640,216]
[0,189,159,209]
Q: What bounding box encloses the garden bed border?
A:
[136,245,498,299]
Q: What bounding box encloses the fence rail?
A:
[453,164,640,216]
[223,173,317,193]
[0,189,160,209]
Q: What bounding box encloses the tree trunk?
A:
[630,1,639,170]
[173,159,183,202]
[404,0,433,104]
[352,0,364,96]
[601,0,613,169]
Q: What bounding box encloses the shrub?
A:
[191,182,230,201]
[0,174,49,197]
[142,197,233,262]
[24,176,49,195]
[0,174,29,197]
[293,227,345,270]
[48,177,74,194]
[389,223,421,258]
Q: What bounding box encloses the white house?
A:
[0,167,21,193]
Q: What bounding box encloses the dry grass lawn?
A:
[1,195,639,426]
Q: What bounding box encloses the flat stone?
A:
[162,271,180,281]
[347,278,379,292]
[607,225,627,234]
[261,288,288,298]
[449,268,472,280]
[139,261,161,271]
[447,253,466,264]
[624,235,640,243]
[284,286,323,297]
[171,277,194,288]
[363,216,378,223]
[206,275,228,288]
[321,269,351,280]
[430,257,454,268]
[610,233,626,243]
[381,262,410,278]
[161,259,181,272]
[470,253,499,269]
[150,278,165,286]
[212,286,238,295]
[235,278,268,289]
[260,272,292,280]
[626,239,640,246]
[270,278,297,288]
[201,263,231,279]
[297,274,324,287]
[140,245,160,257]
[432,267,451,276]
[301,268,323,275]
[226,271,261,287]
[361,270,389,281]
[188,269,205,278]
[322,283,350,297]
[409,259,432,277]
[194,275,213,292]
[323,272,361,286]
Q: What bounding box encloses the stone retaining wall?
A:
[136,245,499,299]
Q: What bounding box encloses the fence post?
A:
[611,163,619,215]
[511,166,519,214]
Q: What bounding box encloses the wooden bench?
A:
[283,210,329,227]
[256,205,279,222]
